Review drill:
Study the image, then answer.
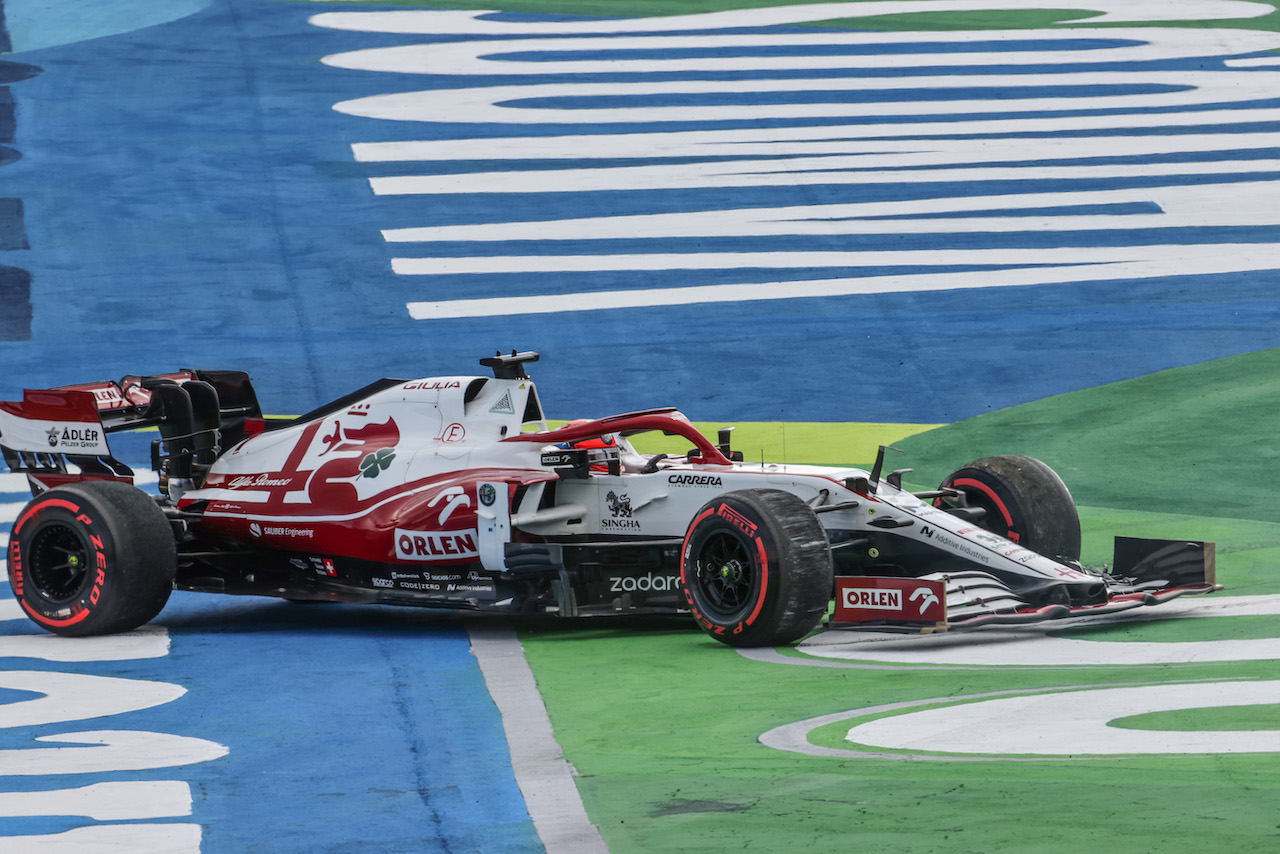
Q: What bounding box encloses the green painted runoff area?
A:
[522,346,1280,852]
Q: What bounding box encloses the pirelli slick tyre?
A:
[8,481,177,637]
[680,489,833,648]
[938,455,1081,562]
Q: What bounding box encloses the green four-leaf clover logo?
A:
[359,447,396,479]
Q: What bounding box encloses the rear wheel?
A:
[680,489,833,647]
[937,455,1081,561]
[8,481,177,636]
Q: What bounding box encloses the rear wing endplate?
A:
[0,370,262,493]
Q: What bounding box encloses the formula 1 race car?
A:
[1,351,1217,646]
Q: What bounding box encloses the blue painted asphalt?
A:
[0,472,541,852]
[1,0,1278,423]
[2,0,1280,849]
[0,604,542,852]
[153,596,542,853]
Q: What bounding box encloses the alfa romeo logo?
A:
[359,448,396,479]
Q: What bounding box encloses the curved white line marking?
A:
[846,680,1280,755]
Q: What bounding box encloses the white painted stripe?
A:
[392,244,1271,276]
[335,68,1280,125]
[311,0,1272,36]
[0,823,202,853]
[0,671,184,729]
[383,182,1280,242]
[467,620,608,854]
[317,5,1280,324]
[0,781,193,821]
[1228,56,1280,66]
[0,626,173,662]
[407,246,1278,318]
[0,730,228,776]
[324,27,1280,77]
[371,156,1280,197]
[352,118,1280,162]
[0,473,30,492]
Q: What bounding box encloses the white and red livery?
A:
[1,351,1216,645]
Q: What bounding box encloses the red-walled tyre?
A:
[937,455,1081,561]
[680,489,833,648]
[8,481,177,636]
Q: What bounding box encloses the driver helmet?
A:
[558,420,618,471]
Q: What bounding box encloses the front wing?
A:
[828,537,1219,634]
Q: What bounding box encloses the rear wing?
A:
[0,370,262,494]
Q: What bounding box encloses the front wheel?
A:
[680,489,833,647]
[937,455,1081,561]
[8,481,177,636]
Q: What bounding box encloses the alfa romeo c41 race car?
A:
[1,351,1216,646]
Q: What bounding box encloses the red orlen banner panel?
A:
[834,577,947,625]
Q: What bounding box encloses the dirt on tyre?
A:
[937,454,1081,561]
[8,481,177,636]
[680,488,833,647]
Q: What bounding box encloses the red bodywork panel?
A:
[834,577,948,625]
[183,469,555,565]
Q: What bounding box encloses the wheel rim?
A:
[692,531,757,619]
[27,523,91,603]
